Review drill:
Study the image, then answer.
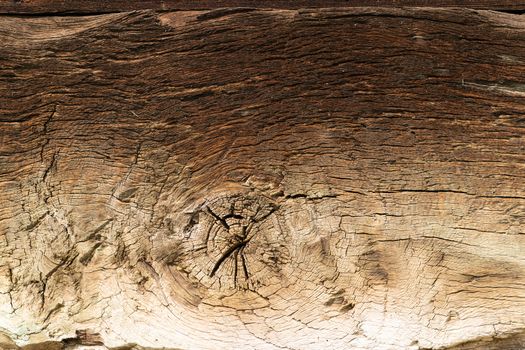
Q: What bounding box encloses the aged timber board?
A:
[0,7,524,350]
[3,1,525,13]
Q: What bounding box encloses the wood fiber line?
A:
[2,0,525,14]
[0,7,524,350]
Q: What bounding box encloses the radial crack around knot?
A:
[179,193,289,292]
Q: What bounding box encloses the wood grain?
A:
[1,0,525,14]
[0,7,524,350]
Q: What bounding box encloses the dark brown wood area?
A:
[1,0,525,14]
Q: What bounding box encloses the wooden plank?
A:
[0,6,524,350]
[1,0,525,14]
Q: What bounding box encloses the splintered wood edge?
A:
[2,0,525,14]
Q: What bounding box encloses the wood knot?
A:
[180,193,289,291]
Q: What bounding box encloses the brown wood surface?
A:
[2,0,525,14]
[0,6,524,350]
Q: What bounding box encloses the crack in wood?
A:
[180,194,284,291]
[210,238,249,278]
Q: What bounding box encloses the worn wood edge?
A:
[1,330,523,350]
[2,0,525,15]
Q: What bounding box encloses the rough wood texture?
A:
[2,0,525,14]
[0,7,524,350]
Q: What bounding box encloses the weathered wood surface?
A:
[2,0,525,14]
[0,7,524,350]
